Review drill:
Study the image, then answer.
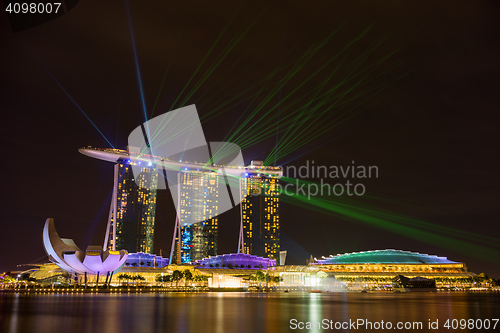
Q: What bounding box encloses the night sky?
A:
[1,1,499,276]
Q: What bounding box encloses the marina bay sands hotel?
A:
[79,146,283,264]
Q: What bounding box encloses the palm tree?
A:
[125,273,133,286]
[183,270,193,286]
[172,270,184,287]
[264,273,273,288]
[255,271,266,289]
[192,274,209,286]
[136,275,145,286]
[117,273,129,286]
[156,274,173,286]
[130,275,137,287]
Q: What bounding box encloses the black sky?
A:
[1,0,499,276]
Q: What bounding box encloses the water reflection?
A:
[0,293,498,333]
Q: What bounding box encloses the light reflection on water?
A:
[0,292,498,333]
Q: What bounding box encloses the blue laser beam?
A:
[84,160,130,246]
[27,47,115,148]
[125,0,152,153]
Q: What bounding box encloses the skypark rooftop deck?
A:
[79,146,283,178]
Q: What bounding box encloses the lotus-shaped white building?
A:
[43,218,128,277]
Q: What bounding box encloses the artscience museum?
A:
[43,218,129,281]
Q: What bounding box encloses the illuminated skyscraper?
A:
[107,161,158,253]
[178,171,219,263]
[79,146,282,263]
[241,161,280,260]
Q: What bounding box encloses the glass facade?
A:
[109,162,158,254]
[195,253,276,269]
[124,252,169,268]
[179,171,219,263]
[241,174,280,260]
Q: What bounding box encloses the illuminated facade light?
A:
[310,250,474,277]
[108,161,158,254]
[241,169,280,261]
[43,218,128,276]
[177,171,219,263]
[195,253,276,269]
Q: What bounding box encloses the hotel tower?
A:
[178,170,219,263]
[107,161,158,253]
[80,147,282,262]
[239,161,280,261]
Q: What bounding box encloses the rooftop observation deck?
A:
[79,146,283,178]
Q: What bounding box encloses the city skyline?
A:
[0,0,500,333]
[1,2,499,333]
[81,145,284,264]
[1,0,499,278]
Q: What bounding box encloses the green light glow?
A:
[132,9,498,264]
[280,177,500,263]
[143,13,407,164]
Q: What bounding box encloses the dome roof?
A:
[316,249,459,265]
[195,253,276,269]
